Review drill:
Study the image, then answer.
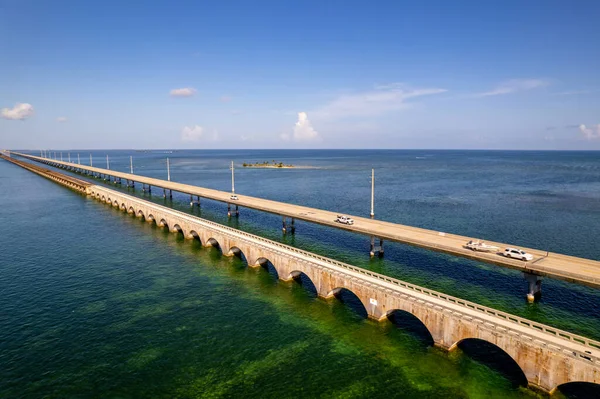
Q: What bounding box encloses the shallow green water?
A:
[1,152,598,398]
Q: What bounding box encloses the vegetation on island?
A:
[242,160,294,168]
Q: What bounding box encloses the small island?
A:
[242,160,295,168]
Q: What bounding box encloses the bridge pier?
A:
[291,217,295,234]
[282,216,287,233]
[190,195,200,206]
[227,203,232,217]
[524,272,542,302]
[369,237,384,257]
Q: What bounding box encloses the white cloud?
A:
[170,87,197,97]
[313,83,446,120]
[1,103,34,120]
[288,112,320,141]
[579,124,600,140]
[181,125,204,141]
[475,79,550,97]
[552,89,594,96]
[56,116,67,123]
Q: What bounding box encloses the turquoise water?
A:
[1,150,599,398]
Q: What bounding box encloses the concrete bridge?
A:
[3,154,598,394]
[11,151,600,303]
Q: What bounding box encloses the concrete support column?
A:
[190,194,194,206]
[163,188,167,198]
[282,216,287,233]
[369,237,384,257]
[291,217,295,234]
[524,272,542,302]
[227,203,232,218]
[197,196,200,206]
[235,204,239,217]
[170,190,173,199]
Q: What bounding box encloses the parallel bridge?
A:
[11,152,600,298]
[2,152,599,394]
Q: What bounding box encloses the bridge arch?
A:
[137,210,145,219]
[327,287,368,319]
[227,246,247,261]
[158,218,168,229]
[101,195,106,202]
[120,203,126,211]
[385,309,434,347]
[553,381,600,397]
[205,237,220,249]
[188,230,201,243]
[171,224,184,235]
[254,257,279,280]
[113,200,119,207]
[449,338,527,388]
[128,206,134,214]
[288,270,318,296]
[146,214,156,224]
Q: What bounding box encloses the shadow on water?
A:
[330,288,368,320]
[386,310,434,348]
[555,382,600,399]
[454,339,528,389]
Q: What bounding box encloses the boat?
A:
[465,240,499,252]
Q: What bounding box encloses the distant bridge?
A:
[2,153,599,394]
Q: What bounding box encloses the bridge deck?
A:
[12,152,600,289]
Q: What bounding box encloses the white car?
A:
[503,248,533,261]
[336,215,354,225]
[230,195,239,200]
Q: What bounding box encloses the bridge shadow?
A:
[556,382,600,398]
[453,338,527,389]
[386,310,434,348]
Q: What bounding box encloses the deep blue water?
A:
[2,149,599,398]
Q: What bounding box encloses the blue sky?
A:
[1,0,599,149]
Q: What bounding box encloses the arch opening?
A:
[255,258,279,281]
[146,214,156,224]
[128,206,134,214]
[288,271,317,297]
[158,219,169,230]
[113,200,118,207]
[452,338,527,388]
[227,246,247,263]
[189,230,202,244]
[206,238,220,249]
[328,288,368,319]
[120,203,126,211]
[172,224,184,236]
[137,210,145,220]
[555,382,600,398]
[386,309,434,348]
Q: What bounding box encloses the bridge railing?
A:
[90,185,600,358]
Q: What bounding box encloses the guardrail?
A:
[90,184,600,359]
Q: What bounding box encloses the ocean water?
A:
[1,150,599,398]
